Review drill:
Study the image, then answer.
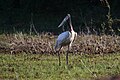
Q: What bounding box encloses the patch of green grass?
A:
[0,53,120,80]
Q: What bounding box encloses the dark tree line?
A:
[0,0,120,35]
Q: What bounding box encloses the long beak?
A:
[58,14,70,28]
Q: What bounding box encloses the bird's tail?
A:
[54,41,58,51]
[54,41,61,51]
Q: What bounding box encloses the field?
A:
[0,53,120,80]
[0,33,120,80]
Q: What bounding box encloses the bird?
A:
[54,14,77,66]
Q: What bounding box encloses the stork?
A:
[55,14,77,66]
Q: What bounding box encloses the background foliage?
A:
[0,0,120,34]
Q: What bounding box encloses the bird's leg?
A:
[58,51,61,66]
[66,45,69,65]
[58,47,62,66]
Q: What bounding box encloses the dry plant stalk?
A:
[100,0,120,34]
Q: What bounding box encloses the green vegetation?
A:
[0,53,120,80]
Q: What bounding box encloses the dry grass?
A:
[0,33,120,54]
[73,34,120,54]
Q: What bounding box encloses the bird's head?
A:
[58,14,71,28]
